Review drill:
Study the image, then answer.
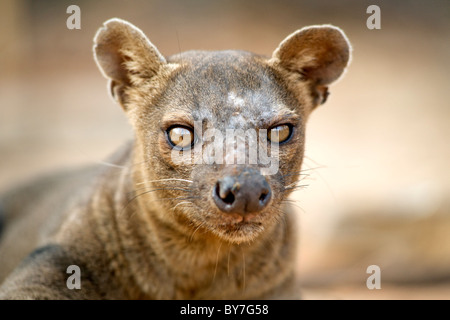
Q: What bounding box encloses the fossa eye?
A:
[267,124,293,144]
[166,126,196,150]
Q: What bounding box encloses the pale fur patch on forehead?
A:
[224,89,297,127]
[227,91,245,111]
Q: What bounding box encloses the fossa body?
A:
[0,19,350,299]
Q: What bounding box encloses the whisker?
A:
[284,184,309,191]
[128,187,193,197]
[227,246,232,277]
[151,196,201,201]
[280,170,310,177]
[125,210,138,220]
[281,173,311,180]
[189,222,205,242]
[299,165,326,172]
[136,178,193,186]
[95,160,128,169]
[282,213,288,234]
[280,199,306,214]
[175,29,184,64]
[172,201,194,211]
[280,165,325,179]
[284,181,301,189]
[129,186,191,195]
[303,155,327,167]
[241,248,246,293]
[121,193,200,217]
[212,241,223,284]
[303,158,337,203]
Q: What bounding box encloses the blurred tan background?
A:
[1,0,449,299]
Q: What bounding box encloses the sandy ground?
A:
[302,284,450,300]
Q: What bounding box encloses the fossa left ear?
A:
[271,25,351,108]
[93,18,167,110]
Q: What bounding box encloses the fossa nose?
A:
[212,168,271,217]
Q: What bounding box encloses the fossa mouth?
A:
[183,200,278,244]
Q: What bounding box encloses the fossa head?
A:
[94,18,351,244]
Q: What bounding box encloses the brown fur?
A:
[0,18,350,299]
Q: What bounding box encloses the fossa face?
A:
[94,19,351,243]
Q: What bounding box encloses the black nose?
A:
[212,168,272,215]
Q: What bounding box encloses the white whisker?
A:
[212,241,223,284]
[242,248,246,293]
[285,181,299,189]
[97,161,127,169]
[172,201,194,211]
[136,178,194,186]
[227,246,232,277]
[189,222,205,242]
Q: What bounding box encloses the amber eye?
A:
[166,126,196,150]
[267,124,293,144]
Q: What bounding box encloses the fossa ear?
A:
[271,25,351,108]
[93,18,166,110]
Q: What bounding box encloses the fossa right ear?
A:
[93,18,166,110]
[271,25,351,109]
